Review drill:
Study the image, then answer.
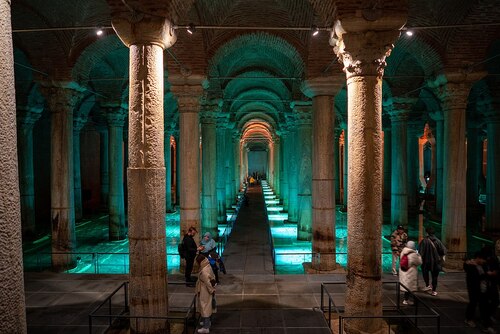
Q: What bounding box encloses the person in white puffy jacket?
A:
[399,240,422,305]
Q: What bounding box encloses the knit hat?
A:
[406,240,416,250]
[204,232,211,238]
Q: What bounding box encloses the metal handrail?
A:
[321,281,441,334]
[261,182,277,274]
[89,281,198,334]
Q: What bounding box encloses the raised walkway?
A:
[25,185,497,333]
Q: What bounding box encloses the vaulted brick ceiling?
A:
[11,0,500,144]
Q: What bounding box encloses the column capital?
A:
[112,13,176,49]
[300,76,344,98]
[291,101,312,125]
[170,75,206,114]
[216,113,230,130]
[17,105,43,128]
[39,83,84,114]
[429,110,444,122]
[103,105,127,127]
[73,115,89,132]
[334,29,401,78]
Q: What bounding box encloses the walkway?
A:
[24,185,499,333]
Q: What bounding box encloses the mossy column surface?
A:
[335,20,403,333]
[201,103,218,237]
[0,0,27,329]
[112,13,175,333]
[302,77,343,270]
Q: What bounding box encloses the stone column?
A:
[216,115,228,223]
[41,85,83,272]
[105,106,127,241]
[112,14,175,332]
[225,128,233,208]
[429,111,444,214]
[17,106,43,238]
[485,103,500,230]
[407,121,421,208]
[233,132,240,195]
[466,119,483,211]
[164,131,173,212]
[73,115,88,221]
[174,131,180,205]
[334,128,342,203]
[273,137,281,197]
[302,77,343,270]
[429,71,485,267]
[341,122,348,206]
[287,119,299,223]
[0,1,27,327]
[388,100,410,229]
[280,129,290,211]
[97,123,110,211]
[171,78,204,236]
[292,101,313,241]
[200,105,218,237]
[382,122,392,203]
[335,17,404,333]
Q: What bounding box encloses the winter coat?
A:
[196,257,216,317]
[182,234,198,260]
[399,247,422,292]
[419,235,446,271]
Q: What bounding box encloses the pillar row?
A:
[73,114,88,221]
[216,114,229,223]
[201,105,218,237]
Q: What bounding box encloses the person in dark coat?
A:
[182,226,200,285]
[418,226,446,296]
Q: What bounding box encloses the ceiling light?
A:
[96,28,104,36]
[187,23,196,35]
[405,30,413,36]
[312,25,319,36]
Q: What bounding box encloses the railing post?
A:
[88,314,92,334]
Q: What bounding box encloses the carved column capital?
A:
[112,13,176,49]
[290,101,312,126]
[335,30,401,79]
[170,76,206,114]
[301,76,344,98]
[17,105,43,129]
[73,115,88,132]
[39,83,84,114]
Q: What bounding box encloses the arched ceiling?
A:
[10,0,500,150]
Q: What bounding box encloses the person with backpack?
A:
[418,226,446,296]
[399,240,422,305]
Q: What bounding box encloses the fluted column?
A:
[335,15,404,332]
[429,111,444,214]
[0,3,27,328]
[407,121,421,208]
[41,84,83,271]
[292,101,313,241]
[73,115,88,221]
[485,103,500,230]
[105,106,127,241]
[17,106,43,238]
[429,70,485,267]
[302,77,343,270]
[466,119,483,211]
[112,14,175,332]
[201,105,218,237]
[216,115,228,223]
[388,100,410,229]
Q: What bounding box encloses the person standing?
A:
[418,226,446,296]
[182,226,200,286]
[399,240,422,305]
[196,254,216,333]
[390,225,408,275]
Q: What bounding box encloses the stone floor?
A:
[25,186,499,333]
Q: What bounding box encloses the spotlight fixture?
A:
[96,28,104,36]
[187,23,196,35]
[311,25,319,36]
[405,30,413,36]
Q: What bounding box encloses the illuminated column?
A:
[112,14,175,332]
[201,104,218,237]
[216,115,228,223]
[280,129,290,211]
[273,137,281,197]
[388,100,410,229]
[292,101,312,241]
[382,121,392,203]
[171,78,204,236]
[429,71,484,268]
[334,128,342,203]
[233,131,240,195]
[105,106,127,240]
[341,122,348,206]
[174,131,180,205]
[225,128,233,207]
[466,119,483,211]
[41,85,83,271]
[335,17,403,332]
[485,102,500,230]
[407,120,421,208]
[429,111,444,214]
[302,77,343,270]
[17,106,43,237]
[287,120,299,223]
[0,2,27,328]
[73,114,88,221]
[97,125,110,210]
[164,127,173,212]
